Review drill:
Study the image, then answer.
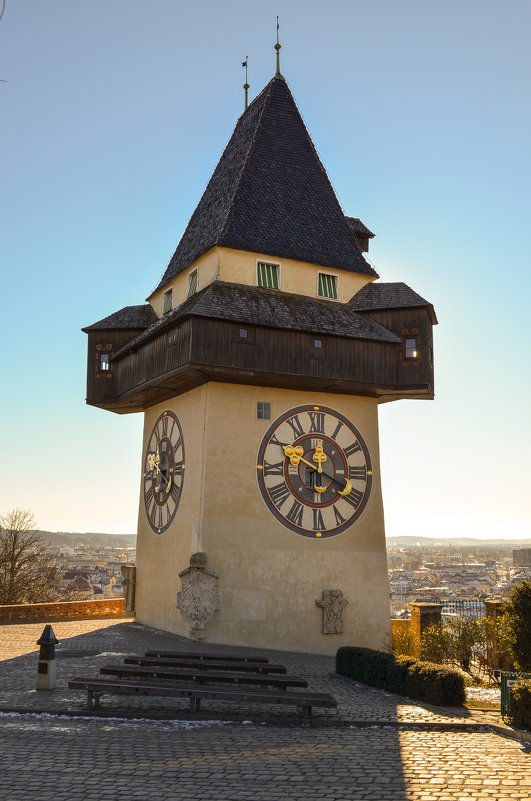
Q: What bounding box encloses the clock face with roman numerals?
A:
[143,410,185,534]
[257,405,372,538]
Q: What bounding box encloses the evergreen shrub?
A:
[336,646,465,706]
[508,678,531,731]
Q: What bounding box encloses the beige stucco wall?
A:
[135,383,390,656]
[147,247,374,317]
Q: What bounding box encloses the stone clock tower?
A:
[83,64,437,655]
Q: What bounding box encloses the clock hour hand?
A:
[147,450,172,494]
[282,444,351,496]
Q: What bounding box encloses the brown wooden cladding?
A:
[85,309,434,413]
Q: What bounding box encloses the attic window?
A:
[188,269,198,298]
[317,272,338,300]
[257,262,280,289]
[163,289,173,314]
[405,338,417,358]
[257,402,271,420]
[99,353,110,371]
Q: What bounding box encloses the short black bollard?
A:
[36,624,59,690]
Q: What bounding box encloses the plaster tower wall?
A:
[135,383,390,655]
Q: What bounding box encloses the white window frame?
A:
[256,260,281,290]
[317,271,339,300]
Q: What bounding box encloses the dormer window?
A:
[163,289,173,314]
[317,272,338,300]
[257,261,280,289]
[188,269,198,298]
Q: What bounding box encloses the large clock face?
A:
[143,410,185,534]
[257,405,372,538]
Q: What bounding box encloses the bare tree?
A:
[0,509,67,604]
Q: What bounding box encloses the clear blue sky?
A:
[1,1,530,539]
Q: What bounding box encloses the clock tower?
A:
[83,67,436,655]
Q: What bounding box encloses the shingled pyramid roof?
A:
[154,76,377,293]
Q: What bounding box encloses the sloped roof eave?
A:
[113,282,401,361]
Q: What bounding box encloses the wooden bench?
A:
[99,662,308,690]
[145,650,269,664]
[68,676,337,719]
[123,656,287,674]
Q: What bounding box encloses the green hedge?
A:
[336,646,465,706]
[508,678,531,731]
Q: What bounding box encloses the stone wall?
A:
[0,599,125,623]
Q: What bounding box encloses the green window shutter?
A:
[318,273,337,299]
[163,289,173,313]
[188,270,198,298]
[257,262,279,289]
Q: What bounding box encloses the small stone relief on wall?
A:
[177,553,221,639]
[315,589,349,634]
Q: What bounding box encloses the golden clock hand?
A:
[283,445,316,471]
[147,452,159,472]
[312,441,327,473]
[337,477,352,496]
[283,445,328,495]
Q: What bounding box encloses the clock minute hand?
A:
[282,444,351,495]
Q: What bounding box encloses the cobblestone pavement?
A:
[0,619,507,726]
[1,619,529,801]
[0,713,529,801]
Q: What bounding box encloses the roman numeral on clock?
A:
[344,440,361,458]
[145,486,154,510]
[333,505,346,526]
[269,482,290,509]
[349,465,367,481]
[312,508,326,531]
[286,415,304,438]
[264,461,284,476]
[286,501,304,526]
[341,487,364,509]
[308,412,325,434]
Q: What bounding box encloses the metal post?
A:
[36,624,59,690]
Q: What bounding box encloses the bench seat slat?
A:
[145,651,269,664]
[100,664,307,688]
[68,677,337,709]
[123,656,287,674]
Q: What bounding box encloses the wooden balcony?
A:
[85,309,434,414]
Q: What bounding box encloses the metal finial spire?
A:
[274,16,282,76]
[242,57,249,110]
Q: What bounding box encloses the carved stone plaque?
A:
[315,589,349,634]
[177,553,220,639]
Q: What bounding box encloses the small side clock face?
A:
[143,410,185,534]
[257,405,372,538]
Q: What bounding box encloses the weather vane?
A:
[275,16,281,76]
[242,56,249,110]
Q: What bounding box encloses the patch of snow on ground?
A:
[466,687,501,703]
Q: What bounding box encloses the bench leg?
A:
[189,697,201,713]
[87,691,102,709]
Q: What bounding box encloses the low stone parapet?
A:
[0,599,125,623]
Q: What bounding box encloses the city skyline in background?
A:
[1,1,530,539]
